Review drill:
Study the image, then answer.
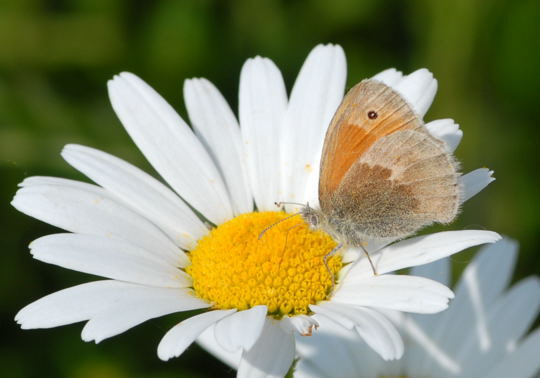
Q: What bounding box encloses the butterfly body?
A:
[303,78,461,248]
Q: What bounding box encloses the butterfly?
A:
[300,78,461,272]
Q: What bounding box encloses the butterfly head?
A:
[300,204,337,238]
[300,204,320,228]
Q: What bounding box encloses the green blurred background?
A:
[1,0,539,377]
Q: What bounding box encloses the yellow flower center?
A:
[187,211,342,318]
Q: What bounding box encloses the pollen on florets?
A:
[186,211,341,318]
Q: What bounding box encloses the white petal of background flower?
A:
[62,144,207,250]
[237,318,295,378]
[184,78,253,215]
[16,280,209,330]
[413,240,518,377]
[158,309,236,361]
[485,328,540,378]
[411,257,451,286]
[214,305,267,352]
[108,72,233,224]
[11,177,186,266]
[332,274,454,314]
[239,56,288,211]
[293,363,321,378]
[30,233,190,288]
[403,258,457,376]
[406,240,537,378]
[281,44,346,208]
[458,238,518,304]
[407,259,452,338]
[455,276,540,377]
[401,313,461,376]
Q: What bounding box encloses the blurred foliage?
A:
[1,0,539,377]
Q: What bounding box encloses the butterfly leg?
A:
[323,243,343,292]
[359,244,378,275]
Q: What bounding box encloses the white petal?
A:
[402,315,462,377]
[158,310,235,361]
[12,177,186,266]
[432,238,518,354]
[197,325,242,369]
[411,258,451,286]
[237,318,295,378]
[295,314,384,378]
[239,56,288,211]
[371,68,403,87]
[334,274,454,314]
[345,237,395,259]
[281,44,347,208]
[392,68,437,118]
[485,328,540,378]
[281,315,319,336]
[461,168,495,202]
[352,308,403,361]
[214,305,267,352]
[311,303,403,360]
[108,72,233,224]
[30,233,189,288]
[425,118,463,152]
[309,304,354,330]
[15,280,209,330]
[458,238,518,305]
[456,277,540,376]
[407,258,452,344]
[293,361,325,378]
[348,230,501,276]
[62,144,207,250]
[81,289,210,343]
[414,239,520,375]
[184,78,253,215]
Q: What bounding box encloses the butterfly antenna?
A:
[359,244,378,275]
[323,243,343,292]
[258,212,302,240]
[274,201,306,208]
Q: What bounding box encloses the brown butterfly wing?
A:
[328,130,460,241]
[319,79,426,205]
[319,80,460,242]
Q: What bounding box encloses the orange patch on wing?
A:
[320,123,373,194]
[319,80,425,201]
[320,121,415,196]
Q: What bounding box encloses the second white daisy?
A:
[294,238,540,378]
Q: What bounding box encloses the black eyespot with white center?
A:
[367,110,378,120]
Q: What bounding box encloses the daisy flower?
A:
[13,44,499,377]
[294,238,540,378]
